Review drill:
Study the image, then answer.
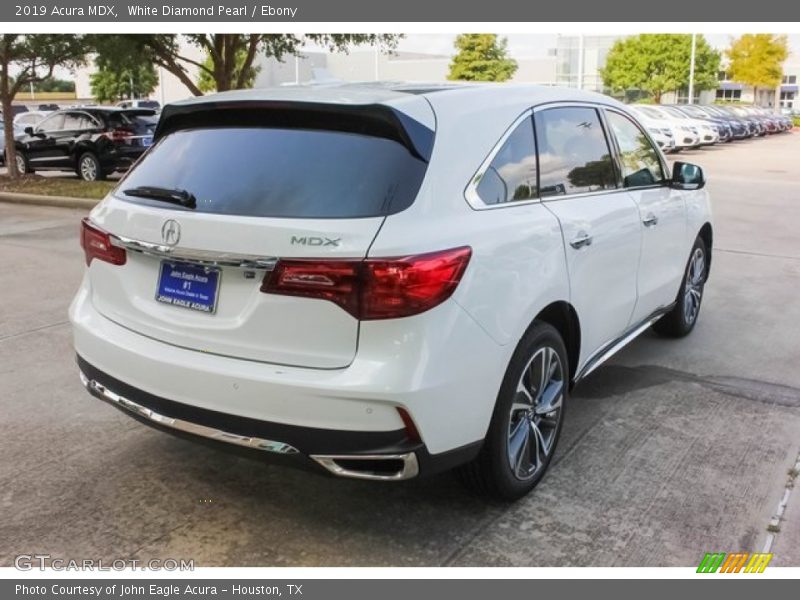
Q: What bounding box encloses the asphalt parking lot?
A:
[1,133,799,568]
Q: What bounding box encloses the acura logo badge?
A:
[161,219,181,247]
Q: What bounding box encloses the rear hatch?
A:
[85,97,434,369]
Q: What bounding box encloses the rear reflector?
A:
[262,246,471,320]
[396,407,422,443]
[80,218,126,266]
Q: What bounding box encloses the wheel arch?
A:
[698,222,713,279]
[530,301,581,386]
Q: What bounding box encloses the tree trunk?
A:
[753,85,758,106]
[653,91,662,104]
[1,64,19,180]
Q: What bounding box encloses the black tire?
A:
[13,151,31,175]
[457,321,569,501]
[77,152,105,181]
[652,236,708,338]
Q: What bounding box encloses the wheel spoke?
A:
[529,419,545,469]
[535,349,550,403]
[508,417,531,477]
[536,379,564,415]
[515,380,534,405]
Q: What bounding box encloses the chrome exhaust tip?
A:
[311,453,419,481]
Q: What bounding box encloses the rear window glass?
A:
[118,127,428,218]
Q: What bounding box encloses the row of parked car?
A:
[630,103,794,152]
[1,98,793,182]
[1,103,161,181]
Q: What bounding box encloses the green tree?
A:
[197,47,260,93]
[726,34,789,104]
[601,34,720,103]
[92,34,403,96]
[90,53,158,103]
[447,34,517,82]
[31,78,75,93]
[0,34,88,178]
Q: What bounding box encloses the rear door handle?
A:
[569,232,593,249]
[642,213,659,227]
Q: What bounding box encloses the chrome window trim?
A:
[111,233,278,271]
[464,109,539,211]
[465,100,675,211]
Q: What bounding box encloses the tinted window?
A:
[476,117,537,205]
[606,112,665,188]
[36,113,65,132]
[534,107,616,197]
[119,127,428,218]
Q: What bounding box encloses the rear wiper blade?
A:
[123,185,196,209]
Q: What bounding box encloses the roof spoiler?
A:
[154,100,435,162]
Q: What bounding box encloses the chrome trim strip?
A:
[79,371,299,455]
[574,306,673,382]
[311,453,420,481]
[111,234,278,270]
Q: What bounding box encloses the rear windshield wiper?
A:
[123,186,196,209]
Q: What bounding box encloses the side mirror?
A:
[671,161,705,190]
[24,126,34,135]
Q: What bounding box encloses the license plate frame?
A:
[155,261,221,314]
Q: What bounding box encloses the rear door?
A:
[603,109,687,322]
[25,112,66,168]
[535,105,642,366]
[86,103,433,369]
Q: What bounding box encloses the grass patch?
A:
[0,174,114,200]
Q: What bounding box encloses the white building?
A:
[254,48,557,88]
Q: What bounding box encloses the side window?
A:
[78,114,100,130]
[534,107,616,197]
[606,111,665,188]
[62,112,84,130]
[475,117,538,205]
[35,113,65,132]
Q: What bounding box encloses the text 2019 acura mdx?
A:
[70,84,712,500]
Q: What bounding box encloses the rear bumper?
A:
[77,355,481,480]
[70,277,505,472]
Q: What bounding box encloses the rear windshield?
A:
[117,126,428,218]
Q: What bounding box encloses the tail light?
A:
[103,127,134,143]
[80,218,126,266]
[261,246,471,320]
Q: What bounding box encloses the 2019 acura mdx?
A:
[70,84,712,500]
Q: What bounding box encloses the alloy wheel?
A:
[15,154,25,174]
[507,346,564,481]
[80,156,98,181]
[683,247,705,325]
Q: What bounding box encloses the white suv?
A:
[70,84,712,500]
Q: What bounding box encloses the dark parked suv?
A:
[12,108,157,181]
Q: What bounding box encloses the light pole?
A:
[688,33,697,105]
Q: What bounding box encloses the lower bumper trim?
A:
[79,370,300,455]
[311,453,420,481]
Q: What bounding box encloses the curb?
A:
[0,191,98,210]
